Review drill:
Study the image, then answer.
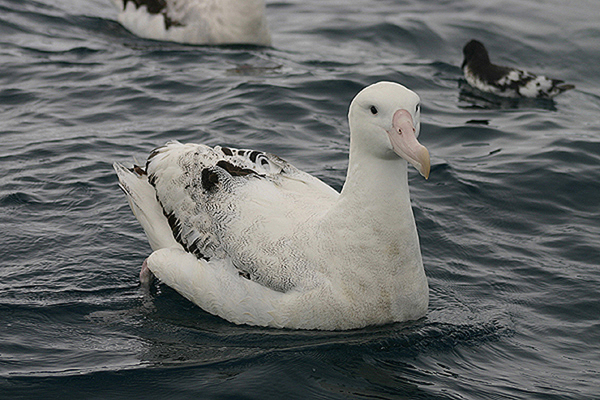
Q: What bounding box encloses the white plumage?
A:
[114,82,431,330]
[111,0,271,46]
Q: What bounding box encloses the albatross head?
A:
[348,81,430,179]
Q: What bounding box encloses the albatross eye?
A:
[416,104,420,113]
[370,106,378,115]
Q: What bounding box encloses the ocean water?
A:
[1,0,599,398]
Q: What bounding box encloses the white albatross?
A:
[111,0,271,46]
[114,81,430,330]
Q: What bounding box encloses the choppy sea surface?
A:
[1,0,599,398]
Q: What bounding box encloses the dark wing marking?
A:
[123,0,166,14]
[216,160,257,177]
[249,151,260,162]
[133,165,147,176]
[485,65,519,86]
[201,168,220,191]
[220,147,233,156]
[122,0,182,29]
[163,210,208,260]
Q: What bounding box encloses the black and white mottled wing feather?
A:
[144,141,338,292]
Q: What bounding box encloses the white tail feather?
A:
[113,162,180,251]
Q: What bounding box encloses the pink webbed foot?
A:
[139,258,155,287]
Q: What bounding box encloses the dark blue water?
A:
[1,0,599,398]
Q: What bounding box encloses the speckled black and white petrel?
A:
[461,39,574,98]
[111,0,271,45]
[114,82,431,330]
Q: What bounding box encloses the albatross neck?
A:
[338,148,413,218]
